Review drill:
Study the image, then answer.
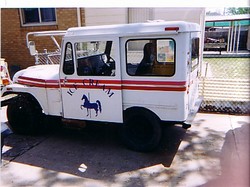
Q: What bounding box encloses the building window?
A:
[20,8,56,26]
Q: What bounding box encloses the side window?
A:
[75,41,115,76]
[191,38,200,71]
[63,42,74,75]
[126,38,176,76]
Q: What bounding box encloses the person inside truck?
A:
[135,42,155,75]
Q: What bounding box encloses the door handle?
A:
[63,76,67,85]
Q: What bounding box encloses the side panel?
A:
[120,34,189,122]
[46,88,62,116]
[60,37,123,123]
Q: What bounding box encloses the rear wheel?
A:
[120,107,162,152]
[7,94,46,135]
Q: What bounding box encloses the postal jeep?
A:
[2,21,202,152]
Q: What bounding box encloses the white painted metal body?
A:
[2,21,201,124]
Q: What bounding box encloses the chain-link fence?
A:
[34,51,61,65]
[199,53,250,114]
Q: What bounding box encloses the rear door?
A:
[60,37,123,123]
[188,32,201,109]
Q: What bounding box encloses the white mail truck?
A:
[2,21,202,152]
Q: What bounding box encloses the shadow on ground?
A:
[2,123,186,180]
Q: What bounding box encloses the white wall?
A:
[84,8,128,26]
[84,7,205,43]
[128,8,153,23]
[153,8,205,24]
[84,7,205,26]
[84,7,206,65]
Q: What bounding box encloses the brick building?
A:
[1,8,85,75]
[1,8,205,75]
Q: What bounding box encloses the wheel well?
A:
[20,93,42,107]
[3,92,43,111]
[124,106,160,121]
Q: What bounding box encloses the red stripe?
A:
[18,76,59,88]
[62,79,186,86]
[122,80,186,86]
[18,76,186,92]
[19,76,59,84]
[61,79,122,85]
[17,80,44,88]
[61,84,122,90]
[122,85,186,91]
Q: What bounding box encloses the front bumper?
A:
[0,94,18,107]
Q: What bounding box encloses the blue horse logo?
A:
[80,94,102,117]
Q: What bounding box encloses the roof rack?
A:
[26,30,66,50]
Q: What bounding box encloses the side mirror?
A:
[28,41,37,56]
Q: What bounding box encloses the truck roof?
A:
[65,21,200,38]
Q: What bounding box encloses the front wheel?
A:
[7,94,46,135]
[120,107,162,152]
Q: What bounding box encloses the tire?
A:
[120,107,162,152]
[7,94,46,135]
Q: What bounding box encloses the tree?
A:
[206,8,224,16]
[226,7,250,15]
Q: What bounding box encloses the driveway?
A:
[1,106,249,187]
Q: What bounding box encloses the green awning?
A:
[206,20,250,27]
